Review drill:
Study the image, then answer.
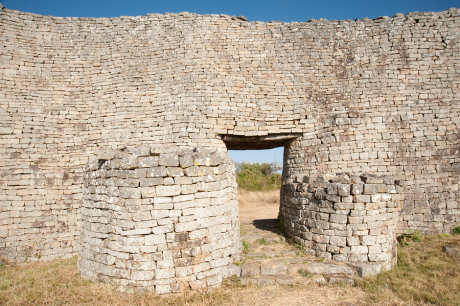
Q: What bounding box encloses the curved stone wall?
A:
[79,146,240,292]
[280,173,403,275]
[0,3,458,268]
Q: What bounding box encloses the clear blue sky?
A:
[2,0,458,165]
[3,0,458,21]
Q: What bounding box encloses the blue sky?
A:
[3,0,458,165]
[3,0,458,21]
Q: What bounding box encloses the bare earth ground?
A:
[238,190,281,224]
[237,190,370,306]
[1,190,459,305]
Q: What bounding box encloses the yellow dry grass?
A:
[0,256,367,306]
[238,189,280,223]
[238,189,280,206]
[357,233,460,305]
[1,191,459,305]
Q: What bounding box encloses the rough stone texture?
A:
[280,174,402,271]
[442,244,459,257]
[0,2,458,279]
[79,146,240,292]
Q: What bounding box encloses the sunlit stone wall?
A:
[79,146,240,293]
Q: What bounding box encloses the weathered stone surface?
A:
[327,277,354,285]
[280,174,402,271]
[241,263,261,277]
[355,263,383,277]
[442,245,459,257]
[304,263,354,276]
[0,3,458,295]
[156,185,181,197]
[79,147,239,293]
[260,261,288,276]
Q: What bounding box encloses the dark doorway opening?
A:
[221,133,300,228]
[221,133,300,150]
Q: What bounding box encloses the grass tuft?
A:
[357,234,460,305]
[242,241,249,254]
[256,238,267,245]
[397,230,421,246]
[452,225,460,235]
[1,190,459,305]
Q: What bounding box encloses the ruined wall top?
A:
[0,5,458,147]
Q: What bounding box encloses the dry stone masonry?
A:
[79,146,240,292]
[0,2,459,292]
[280,174,403,275]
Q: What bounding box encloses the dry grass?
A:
[0,256,366,306]
[1,191,459,305]
[358,233,460,305]
[238,189,280,224]
[0,256,233,306]
[238,189,280,207]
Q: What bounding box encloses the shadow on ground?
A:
[252,218,283,235]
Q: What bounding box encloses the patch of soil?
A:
[238,192,357,287]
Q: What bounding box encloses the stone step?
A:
[240,259,356,280]
[239,219,357,288]
[240,273,353,287]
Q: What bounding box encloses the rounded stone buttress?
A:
[78,146,240,293]
[280,173,403,276]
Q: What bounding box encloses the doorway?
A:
[221,133,300,227]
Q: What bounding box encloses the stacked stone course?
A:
[280,173,403,274]
[0,2,458,287]
[79,146,240,293]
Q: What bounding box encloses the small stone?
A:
[119,187,140,199]
[137,156,158,167]
[156,185,181,197]
[131,270,154,281]
[155,284,171,294]
[179,154,193,168]
[257,277,276,286]
[350,245,368,254]
[159,153,179,166]
[442,245,458,257]
[337,184,351,196]
[140,187,156,198]
[330,214,348,224]
[260,261,288,276]
[364,184,386,194]
[351,183,364,195]
[354,263,383,277]
[241,263,261,277]
[304,263,354,276]
[327,277,354,285]
[275,275,297,285]
[327,183,338,195]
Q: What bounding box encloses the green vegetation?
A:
[298,269,311,278]
[256,238,267,245]
[397,230,421,246]
[242,241,249,254]
[235,162,281,191]
[452,225,460,235]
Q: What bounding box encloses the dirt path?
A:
[235,190,370,306]
[238,190,280,224]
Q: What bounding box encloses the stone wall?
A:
[79,146,240,293]
[280,173,403,275]
[0,3,458,266]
